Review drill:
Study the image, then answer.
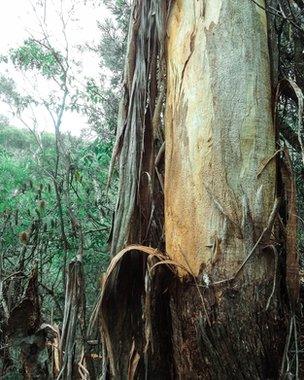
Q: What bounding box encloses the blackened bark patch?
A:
[5,268,52,379]
[170,279,287,379]
[100,252,174,379]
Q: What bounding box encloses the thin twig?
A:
[213,198,280,286]
[265,245,279,310]
[257,149,282,177]
[294,315,299,379]
[155,142,165,192]
[281,316,294,376]
[249,0,304,34]
[204,184,242,236]
[178,247,211,327]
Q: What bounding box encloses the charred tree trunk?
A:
[3,268,53,379]
[99,1,299,379]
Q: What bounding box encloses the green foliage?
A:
[0,124,35,151]
[9,39,63,79]
[0,2,127,375]
[0,125,114,319]
[0,153,29,212]
[82,0,130,135]
[102,0,130,34]
[0,76,35,112]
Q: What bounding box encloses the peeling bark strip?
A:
[281,147,299,309]
[110,0,169,257]
[58,259,86,380]
[100,1,172,378]
[99,0,299,379]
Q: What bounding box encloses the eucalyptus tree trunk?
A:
[165,1,294,376]
[99,0,299,378]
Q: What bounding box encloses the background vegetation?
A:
[1,0,304,378]
[0,1,130,377]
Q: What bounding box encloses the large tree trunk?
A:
[99,1,299,378]
[165,1,284,377]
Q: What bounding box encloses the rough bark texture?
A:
[99,1,172,378]
[169,283,287,379]
[4,269,53,379]
[109,0,168,257]
[99,1,299,379]
[58,259,86,380]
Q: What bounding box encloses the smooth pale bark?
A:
[165,0,276,278]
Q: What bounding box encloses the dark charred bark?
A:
[170,280,286,379]
[3,268,53,379]
[100,250,291,379]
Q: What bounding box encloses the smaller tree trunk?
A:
[58,259,86,380]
